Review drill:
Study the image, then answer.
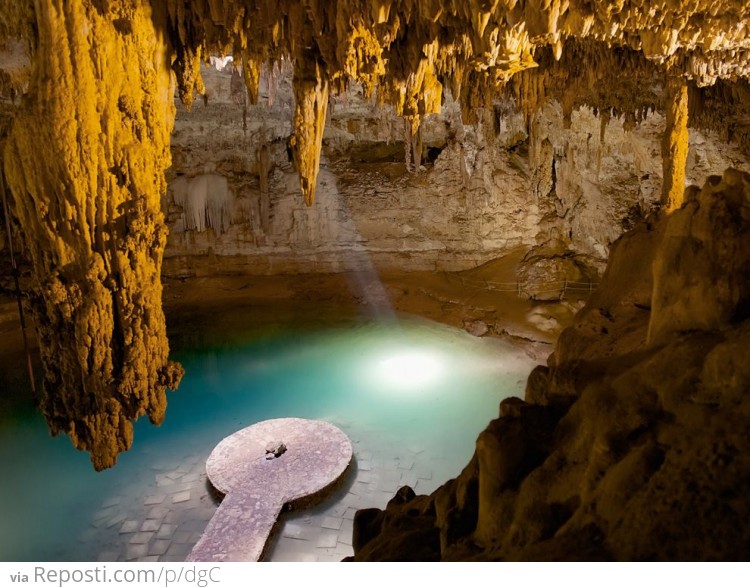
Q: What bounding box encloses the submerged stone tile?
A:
[271,537,311,561]
[129,532,154,545]
[147,506,170,520]
[315,532,338,549]
[172,531,192,544]
[156,523,176,539]
[400,472,418,487]
[281,523,306,539]
[162,511,181,525]
[348,482,370,496]
[149,539,171,556]
[321,516,342,530]
[172,491,191,504]
[119,520,139,534]
[338,520,354,547]
[125,544,149,560]
[166,542,193,557]
[144,495,166,506]
[356,471,372,483]
[140,519,160,532]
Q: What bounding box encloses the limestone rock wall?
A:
[163,65,748,277]
[349,169,750,561]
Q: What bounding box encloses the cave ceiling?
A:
[0,0,749,468]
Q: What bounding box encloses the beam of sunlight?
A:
[317,159,396,321]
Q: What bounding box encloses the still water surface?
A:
[0,315,534,561]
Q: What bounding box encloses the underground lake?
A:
[0,314,535,562]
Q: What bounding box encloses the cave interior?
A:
[1,0,750,562]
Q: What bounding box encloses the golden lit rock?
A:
[3,0,182,470]
[159,0,750,204]
[290,59,329,207]
[662,75,690,211]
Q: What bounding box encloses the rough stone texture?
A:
[164,66,749,279]
[164,65,540,276]
[187,418,352,562]
[350,169,750,561]
[2,0,183,470]
[662,77,690,211]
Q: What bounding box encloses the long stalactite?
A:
[662,75,690,211]
[3,0,183,470]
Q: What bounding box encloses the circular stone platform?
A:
[187,418,352,562]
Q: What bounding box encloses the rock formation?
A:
[349,169,750,560]
[164,64,748,284]
[1,1,183,470]
[156,0,750,214]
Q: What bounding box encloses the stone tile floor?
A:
[82,421,457,562]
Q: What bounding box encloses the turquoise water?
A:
[0,315,534,562]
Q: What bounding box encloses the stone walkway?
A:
[186,418,352,562]
[76,420,458,562]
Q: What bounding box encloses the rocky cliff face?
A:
[349,169,750,561]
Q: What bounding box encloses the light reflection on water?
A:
[0,315,534,561]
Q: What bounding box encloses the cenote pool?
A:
[0,315,535,562]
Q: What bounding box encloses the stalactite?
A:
[173,44,205,110]
[289,59,329,207]
[662,75,690,211]
[3,0,182,470]
[156,1,750,205]
[242,55,262,105]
